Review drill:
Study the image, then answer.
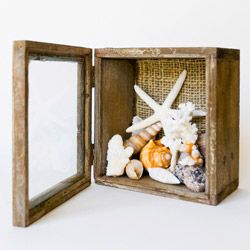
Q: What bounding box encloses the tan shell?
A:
[124,122,162,154]
[184,143,203,166]
[197,132,206,158]
[140,140,172,169]
[125,160,144,180]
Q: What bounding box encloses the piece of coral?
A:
[106,135,133,176]
[160,102,205,170]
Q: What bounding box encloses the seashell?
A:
[124,122,162,154]
[148,167,180,184]
[197,132,206,158]
[106,135,133,176]
[183,166,206,192]
[170,164,186,183]
[178,144,203,167]
[125,159,143,180]
[171,164,206,192]
[140,140,172,169]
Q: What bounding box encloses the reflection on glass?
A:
[28,60,78,199]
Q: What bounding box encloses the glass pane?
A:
[28,59,78,199]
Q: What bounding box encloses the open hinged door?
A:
[13,41,92,227]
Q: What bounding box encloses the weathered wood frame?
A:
[94,48,240,205]
[13,43,239,226]
[13,41,92,227]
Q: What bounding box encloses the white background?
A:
[0,0,250,249]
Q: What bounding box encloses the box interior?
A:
[95,57,208,201]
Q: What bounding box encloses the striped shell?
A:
[140,140,172,169]
[124,122,162,154]
[197,132,206,158]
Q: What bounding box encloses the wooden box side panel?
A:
[13,42,29,227]
[94,59,136,177]
[214,49,240,203]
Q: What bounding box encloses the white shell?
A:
[148,167,180,184]
[106,135,133,176]
[178,145,203,167]
[125,159,143,180]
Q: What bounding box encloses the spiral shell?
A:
[140,140,172,169]
[178,143,203,166]
[197,132,206,158]
[125,159,144,180]
[124,122,162,154]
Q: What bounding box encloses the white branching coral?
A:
[161,102,198,148]
[161,102,203,169]
[106,135,133,176]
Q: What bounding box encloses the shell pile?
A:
[105,70,207,192]
[106,122,206,192]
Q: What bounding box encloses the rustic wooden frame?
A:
[13,41,92,227]
[94,47,240,205]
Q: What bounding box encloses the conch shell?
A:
[140,140,172,169]
[124,122,162,154]
[125,159,143,180]
[178,143,203,167]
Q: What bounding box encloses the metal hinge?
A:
[92,66,95,87]
[92,143,95,165]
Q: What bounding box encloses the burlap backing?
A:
[135,58,206,135]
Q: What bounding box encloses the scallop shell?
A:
[140,140,172,169]
[125,159,144,180]
[124,122,162,154]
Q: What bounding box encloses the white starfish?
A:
[126,70,206,170]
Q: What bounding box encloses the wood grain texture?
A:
[96,176,209,204]
[212,49,240,204]
[13,41,92,227]
[95,47,239,59]
[13,41,29,227]
[94,47,240,206]
[94,59,135,177]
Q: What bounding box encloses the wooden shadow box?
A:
[13,41,240,227]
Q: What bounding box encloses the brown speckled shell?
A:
[140,140,171,169]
